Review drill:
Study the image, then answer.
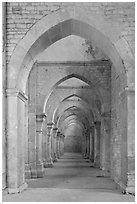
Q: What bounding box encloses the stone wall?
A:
[6,2,135,63]
[4,2,135,193]
[64,136,82,153]
[33,61,111,115]
[64,124,83,152]
[111,64,128,189]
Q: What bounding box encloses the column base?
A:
[89,156,94,162]
[126,186,135,195]
[2,172,6,190]
[54,157,58,162]
[7,182,28,194]
[113,173,135,195]
[44,162,53,168]
[36,163,45,178]
[25,164,31,179]
[57,154,60,159]
[53,157,58,162]
[51,153,58,162]
[126,172,135,195]
[113,176,135,195]
[31,169,38,178]
[84,154,89,159]
[44,158,53,168]
[94,156,100,167]
[26,163,45,178]
[114,177,127,194]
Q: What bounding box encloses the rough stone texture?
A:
[6,2,135,63]
[3,2,135,196]
[32,61,111,115]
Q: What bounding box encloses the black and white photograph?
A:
[2,1,135,202]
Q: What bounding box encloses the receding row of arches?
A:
[4,8,134,195]
[26,61,105,172]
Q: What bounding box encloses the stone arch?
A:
[57,107,91,129]
[59,113,89,134]
[61,121,84,135]
[6,7,134,193]
[62,94,101,117]
[53,101,95,126]
[43,71,105,114]
[46,92,100,123]
[60,117,86,135]
[8,8,134,92]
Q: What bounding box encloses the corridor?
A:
[3,2,135,197]
[3,153,134,202]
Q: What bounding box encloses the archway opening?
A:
[5,7,134,196]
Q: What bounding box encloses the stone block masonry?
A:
[3,2,135,196]
[6,2,134,63]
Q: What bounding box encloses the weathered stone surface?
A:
[3,2,135,196]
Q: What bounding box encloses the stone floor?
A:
[3,153,135,202]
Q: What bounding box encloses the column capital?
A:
[119,86,135,100]
[6,88,28,102]
[36,113,47,122]
[52,127,58,138]
[60,133,64,138]
[47,123,54,136]
[57,131,61,137]
[47,122,54,128]
[53,127,58,132]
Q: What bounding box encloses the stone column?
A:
[100,112,111,172]
[36,114,46,177]
[2,2,6,190]
[82,131,87,156]
[24,100,31,179]
[126,87,135,194]
[89,125,94,162]
[27,62,37,178]
[51,127,58,162]
[42,116,48,168]
[60,134,65,156]
[60,134,63,156]
[94,121,101,167]
[86,133,90,158]
[6,88,28,193]
[62,134,65,155]
[45,123,53,167]
[120,87,135,194]
[59,134,61,156]
[84,131,89,159]
[56,131,61,159]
